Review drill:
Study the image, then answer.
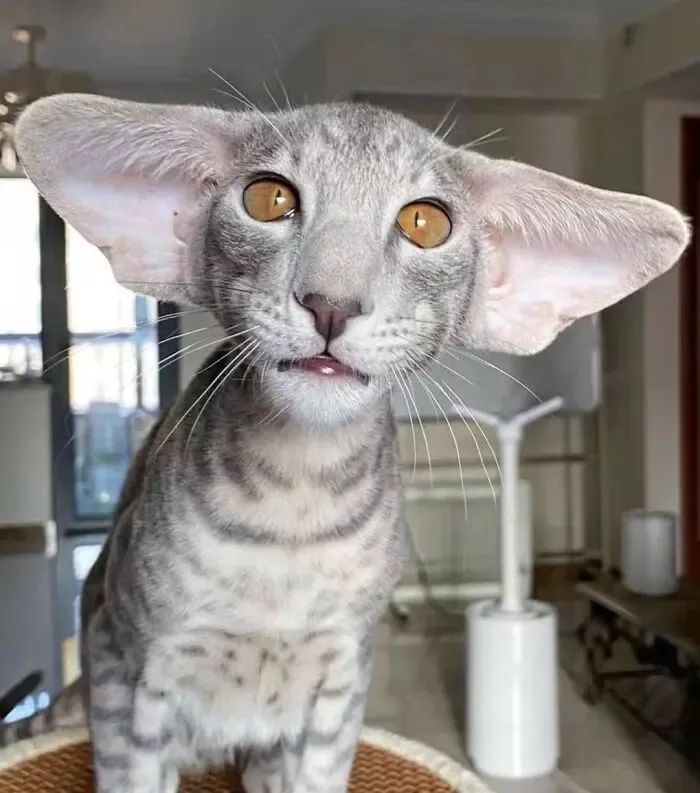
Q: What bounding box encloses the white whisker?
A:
[262,81,283,114]
[411,369,469,528]
[405,350,497,503]
[42,307,211,373]
[432,100,457,138]
[404,369,433,487]
[463,127,504,150]
[185,340,259,451]
[259,401,290,426]
[461,351,541,403]
[209,68,287,145]
[439,117,458,144]
[155,337,257,457]
[154,325,257,381]
[391,364,418,482]
[434,377,498,505]
[441,381,502,484]
[264,35,294,113]
[274,69,293,112]
[405,326,540,402]
[240,346,267,390]
[426,356,476,389]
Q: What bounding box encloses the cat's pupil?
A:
[274,189,284,205]
[415,211,426,229]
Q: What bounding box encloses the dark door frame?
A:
[681,117,700,578]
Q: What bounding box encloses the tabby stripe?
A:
[205,482,386,545]
[94,750,130,770]
[92,706,132,722]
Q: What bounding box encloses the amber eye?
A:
[397,201,451,248]
[243,178,298,221]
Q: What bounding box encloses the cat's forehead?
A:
[295,103,431,150]
[277,103,448,192]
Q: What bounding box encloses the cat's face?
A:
[198,105,476,424]
[15,95,689,427]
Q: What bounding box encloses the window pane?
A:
[0,179,41,379]
[66,228,160,517]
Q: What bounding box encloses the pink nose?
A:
[296,293,362,342]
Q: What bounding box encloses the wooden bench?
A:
[576,574,700,767]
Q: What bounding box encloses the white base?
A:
[467,599,559,779]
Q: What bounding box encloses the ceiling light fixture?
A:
[0,25,93,171]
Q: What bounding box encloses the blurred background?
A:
[1,2,700,791]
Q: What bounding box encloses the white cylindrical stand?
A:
[456,397,563,779]
[467,600,559,778]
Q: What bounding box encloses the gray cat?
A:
[1,94,688,793]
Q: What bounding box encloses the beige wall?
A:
[285,28,602,103]
[0,383,52,524]
[579,98,647,567]
[642,101,700,528]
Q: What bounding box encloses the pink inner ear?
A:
[483,229,511,294]
[480,235,624,355]
[472,222,628,353]
[58,173,203,300]
[487,250,510,294]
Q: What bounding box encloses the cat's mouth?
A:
[277,354,370,385]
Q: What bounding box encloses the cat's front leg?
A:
[243,742,288,793]
[243,686,368,793]
[88,609,178,793]
[289,634,373,793]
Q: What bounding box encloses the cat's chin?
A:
[262,367,384,427]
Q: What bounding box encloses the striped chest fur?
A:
[115,380,406,636]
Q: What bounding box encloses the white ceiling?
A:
[0,0,680,92]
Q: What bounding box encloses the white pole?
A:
[499,423,523,613]
[452,396,564,615]
[511,396,565,429]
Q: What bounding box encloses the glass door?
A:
[66,227,161,518]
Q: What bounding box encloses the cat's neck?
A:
[180,354,393,479]
[241,404,389,476]
[232,384,391,479]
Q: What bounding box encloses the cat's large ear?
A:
[461,151,690,354]
[15,94,248,301]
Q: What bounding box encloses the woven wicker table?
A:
[0,727,492,793]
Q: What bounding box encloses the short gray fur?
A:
[1,94,689,793]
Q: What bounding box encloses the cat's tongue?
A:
[300,355,355,378]
[278,355,369,383]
